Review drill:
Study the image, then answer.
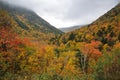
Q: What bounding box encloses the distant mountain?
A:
[0,1,63,42]
[59,25,86,32]
[60,3,120,46]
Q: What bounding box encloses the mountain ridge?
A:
[60,2,120,45]
[0,1,63,41]
[59,25,87,32]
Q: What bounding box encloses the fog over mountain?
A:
[1,0,120,28]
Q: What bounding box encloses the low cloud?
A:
[1,0,120,28]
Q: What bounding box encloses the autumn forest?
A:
[0,1,120,80]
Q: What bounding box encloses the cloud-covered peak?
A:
[1,0,120,28]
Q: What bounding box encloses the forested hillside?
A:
[61,3,120,44]
[0,1,120,80]
[0,1,63,42]
[54,3,120,80]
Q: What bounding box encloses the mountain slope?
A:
[0,1,63,42]
[0,1,120,80]
[56,3,120,80]
[59,25,86,32]
[60,3,120,46]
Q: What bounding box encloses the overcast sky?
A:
[2,0,120,28]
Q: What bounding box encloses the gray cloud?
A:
[1,0,120,28]
[64,0,120,22]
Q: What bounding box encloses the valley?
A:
[0,1,120,80]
